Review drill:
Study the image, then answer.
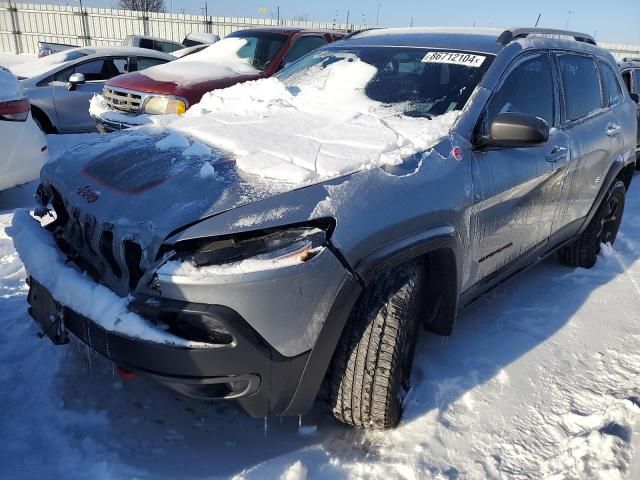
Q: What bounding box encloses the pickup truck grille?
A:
[103,86,143,114]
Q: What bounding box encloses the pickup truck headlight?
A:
[174,226,329,268]
[143,96,188,115]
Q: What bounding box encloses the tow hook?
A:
[116,366,137,381]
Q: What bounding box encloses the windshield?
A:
[225,31,287,71]
[277,46,493,118]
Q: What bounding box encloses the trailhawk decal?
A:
[422,52,486,67]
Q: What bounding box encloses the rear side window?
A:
[161,42,181,53]
[136,57,167,70]
[487,54,555,126]
[285,36,327,65]
[559,54,602,122]
[621,71,632,93]
[139,38,154,50]
[599,61,623,106]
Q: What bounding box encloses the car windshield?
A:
[225,31,287,70]
[277,46,494,118]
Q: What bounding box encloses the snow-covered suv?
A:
[11,27,637,430]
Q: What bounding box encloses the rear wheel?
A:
[329,262,422,429]
[31,108,55,134]
[558,180,626,268]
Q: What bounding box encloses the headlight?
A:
[174,226,329,268]
[143,96,188,115]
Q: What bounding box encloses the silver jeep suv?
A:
[18,27,637,429]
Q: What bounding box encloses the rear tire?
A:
[558,180,626,268]
[31,108,55,134]
[330,262,422,429]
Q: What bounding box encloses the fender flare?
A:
[578,152,635,236]
[281,225,463,415]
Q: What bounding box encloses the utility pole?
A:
[410,17,413,27]
[346,10,350,30]
[376,3,381,27]
[565,10,572,30]
[534,13,541,27]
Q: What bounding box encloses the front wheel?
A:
[558,179,626,268]
[329,262,422,429]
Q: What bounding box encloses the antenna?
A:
[534,13,541,27]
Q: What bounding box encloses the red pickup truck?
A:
[93,27,344,132]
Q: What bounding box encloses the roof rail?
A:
[497,28,597,46]
[343,27,379,40]
[623,57,640,63]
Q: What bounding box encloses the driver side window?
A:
[487,54,555,127]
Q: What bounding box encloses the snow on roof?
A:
[162,54,459,184]
[140,37,258,85]
[0,67,24,101]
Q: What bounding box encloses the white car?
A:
[0,67,47,192]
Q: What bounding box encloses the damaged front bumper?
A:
[26,275,319,416]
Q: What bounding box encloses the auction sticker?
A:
[422,51,486,67]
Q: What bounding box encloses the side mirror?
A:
[486,112,550,148]
[630,92,640,103]
[67,72,86,91]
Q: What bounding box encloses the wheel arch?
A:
[281,226,462,415]
[30,104,57,134]
[579,152,635,235]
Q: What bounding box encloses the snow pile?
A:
[141,38,258,85]
[163,55,459,184]
[7,210,207,347]
[0,67,24,101]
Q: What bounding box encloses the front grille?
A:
[103,86,143,114]
[47,187,147,297]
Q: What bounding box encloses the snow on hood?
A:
[140,38,258,85]
[161,55,460,184]
[0,67,24,101]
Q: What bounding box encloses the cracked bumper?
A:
[26,276,315,416]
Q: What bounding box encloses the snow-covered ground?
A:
[0,134,639,479]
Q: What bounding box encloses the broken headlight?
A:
[175,226,329,268]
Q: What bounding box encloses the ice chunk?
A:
[183,142,212,157]
[155,133,190,151]
[198,162,216,178]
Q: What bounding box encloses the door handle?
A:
[546,146,568,163]
[607,124,622,137]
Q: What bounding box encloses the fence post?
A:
[74,3,91,46]
[7,0,21,54]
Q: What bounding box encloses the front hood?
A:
[107,70,262,105]
[108,71,179,96]
[40,131,301,245]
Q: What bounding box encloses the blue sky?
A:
[26,1,640,44]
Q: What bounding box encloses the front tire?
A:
[329,263,422,429]
[558,179,626,268]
